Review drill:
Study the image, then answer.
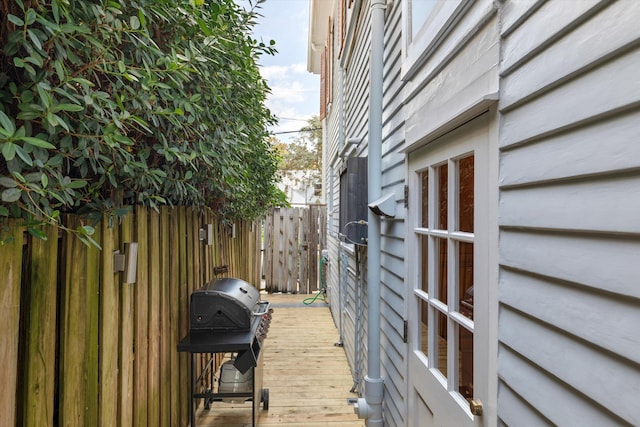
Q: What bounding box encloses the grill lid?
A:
[190,278,261,331]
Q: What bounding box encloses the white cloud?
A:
[260,65,291,80]
[269,81,308,103]
[260,62,309,81]
[290,63,308,74]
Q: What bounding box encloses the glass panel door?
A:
[415,152,475,400]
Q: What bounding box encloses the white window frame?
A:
[401,0,470,80]
[415,141,476,398]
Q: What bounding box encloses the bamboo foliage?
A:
[0,207,262,427]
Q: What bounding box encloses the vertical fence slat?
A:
[291,208,301,293]
[100,218,120,426]
[168,208,181,427]
[23,225,58,427]
[300,208,310,293]
[231,221,239,278]
[285,210,293,292]
[190,208,202,290]
[255,221,262,288]
[0,221,23,427]
[59,216,100,427]
[177,207,189,427]
[147,210,161,427]
[319,205,327,252]
[276,209,283,292]
[160,208,171,427]
[309,206,320,292]
[134,206,149,427]
[203,212,211,279]
[119,213,135,427]
[263,213,273,291]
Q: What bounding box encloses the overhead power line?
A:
[271,128,321,135]
[277,117,312,122]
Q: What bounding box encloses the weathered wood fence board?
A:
[147,209,161,427]
[263,214,274,292]
[134,206,150,427]
[0,220,23,427]
[23,225,58,427]
[177,207,190,427]
[119,214,135,427]
[263,205,326,293]
[100,218,119,427]
[160,208,171,427]
[59,215,101,426]
[0,207,262,427]
[300,208,310,293]
[168,208,181,427]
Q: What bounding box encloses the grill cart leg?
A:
[262,388,269,411]
[252,366,256,426]
[190,354,196,427]
[204,352,214,410]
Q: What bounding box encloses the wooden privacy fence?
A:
[0,207,262,427]
[263,205,326,293]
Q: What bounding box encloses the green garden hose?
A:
[303,255,328,305]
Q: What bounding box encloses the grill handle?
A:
[252,301,270,316]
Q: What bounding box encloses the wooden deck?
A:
[195,293,364,427]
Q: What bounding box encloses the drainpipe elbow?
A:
[354,376,384,426]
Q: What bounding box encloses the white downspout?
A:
[337,65,345,346]
[354,0,385,425]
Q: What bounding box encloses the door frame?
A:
[404,109,499,426]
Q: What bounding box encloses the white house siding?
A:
[377,2,411,426]
[322,0,373,399]
[319,1,410,425]
[498,1,640,426]
[325,0,501,425]
[401,1,501,425]
[340,1,372,394]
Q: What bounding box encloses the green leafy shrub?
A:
[0,0,286,239]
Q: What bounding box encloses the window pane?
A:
[458,325,474,400]
[421,171,429,228]
[458,155,474,233]
[436,310,448,378]
[458,242,474,320]
[420,235,428,293]
[435,237,447,303]
[437,163,448,229]
[411,0,438,39]
[420,299,429,357]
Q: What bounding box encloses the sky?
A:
[242,0,320,143]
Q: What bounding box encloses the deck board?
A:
[194,293,364,426]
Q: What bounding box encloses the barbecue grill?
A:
[178,278,272,427]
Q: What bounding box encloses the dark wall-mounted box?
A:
[339,157,368,245]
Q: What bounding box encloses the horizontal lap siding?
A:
[325,12,342,326]
[336,0,371,393]
[344,250,363,378]
[379,3,408,426]
[324,1,409,425]
[498,1,640,425]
